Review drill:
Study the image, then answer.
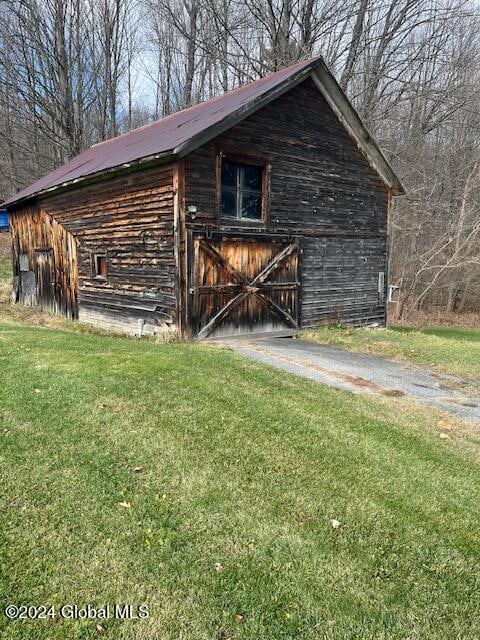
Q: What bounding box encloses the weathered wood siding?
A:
[10,205,78,317]
[184,77,389,328]
[10,164,176,334]
[189,235,299,338]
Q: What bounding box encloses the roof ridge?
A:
[90,57,317,150]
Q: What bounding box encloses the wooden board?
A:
[9,206,78,318]
[34,249,56,313]
[9,164,176,334]
[190,234,299,338]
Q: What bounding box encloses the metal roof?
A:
[3,57,404,208]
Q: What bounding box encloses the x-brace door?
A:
[191,236,299,339]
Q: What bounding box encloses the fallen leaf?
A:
[439,433,450,440]
[331,519,341,529]
[437,420,453,430]
[95,623,104,634]
[214,562,224,573]
[119,501,132,509]
[34,389,41,394]
[132,466,144,473]
[234,614,244,624]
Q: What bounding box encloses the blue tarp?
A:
[0,210,9,231]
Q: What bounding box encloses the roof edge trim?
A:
[310,64,405,195]
[4,150,174,209]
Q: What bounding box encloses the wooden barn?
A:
[2,57,404,339]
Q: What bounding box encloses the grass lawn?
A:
[1,323,479,639]
[301,325,480,381]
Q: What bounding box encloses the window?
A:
[221,160,264,221]
[92,253,107,278]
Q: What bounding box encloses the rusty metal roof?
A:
[3,59,321,207]
[3,56,404,207]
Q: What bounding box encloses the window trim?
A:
[91,252,108,280]
[216,151,270,224]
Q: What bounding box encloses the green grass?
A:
[0,234,11,280]
[0,323,479,639]
[0,261,11,282]
[301,325,480,381]
[0,234,12,302]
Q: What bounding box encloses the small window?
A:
[92,253,107,278]
[221,160,264,221]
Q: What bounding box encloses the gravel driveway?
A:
[225,336,480,423]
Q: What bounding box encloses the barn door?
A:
[190,236,299,339]
[34,249,56,313]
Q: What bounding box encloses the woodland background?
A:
[0,0,479,320]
